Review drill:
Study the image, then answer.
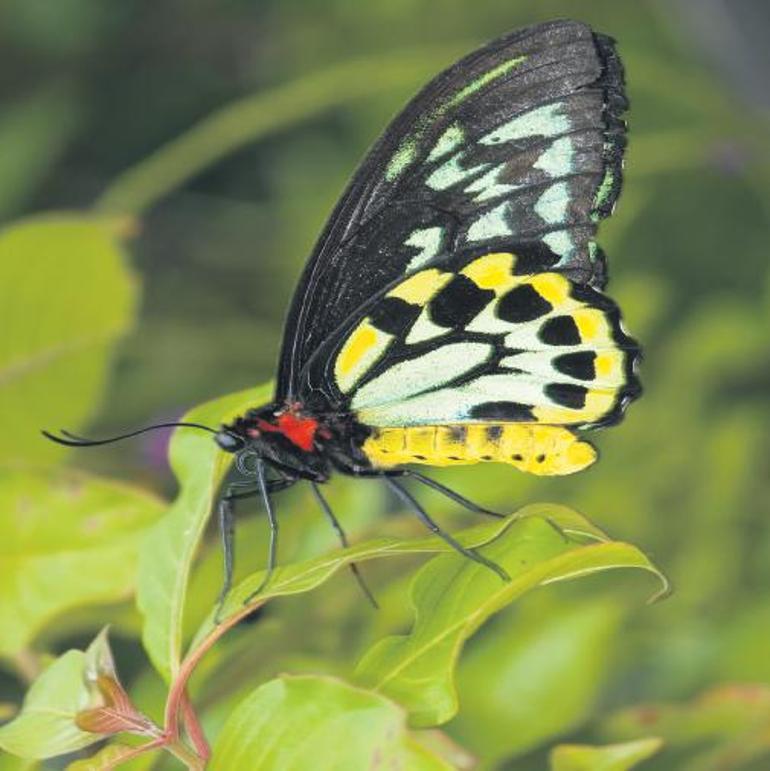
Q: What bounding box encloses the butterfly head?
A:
[216,403,330,482]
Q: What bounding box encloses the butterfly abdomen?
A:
[362,423,596,476]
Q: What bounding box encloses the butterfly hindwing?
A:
[324,252,639,435]
[278,20,627,398]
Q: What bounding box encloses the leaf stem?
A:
[164,600,267,741]
[181,690,211,762]
[164,737,207,771]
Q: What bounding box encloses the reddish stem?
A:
[181,690,211,761]
[164,600,267,741]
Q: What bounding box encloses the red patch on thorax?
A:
[253,412,319,452]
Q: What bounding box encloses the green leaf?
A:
[0,752,37,771]
[451,595,625,760]
[190,505,519,650]
[550,738,663,771]
[209,674,451,771]
[137,384,272,681]
[0,469,164,659]
[0,633,114,759]
[0,214,137,466]
[355,505,667,727]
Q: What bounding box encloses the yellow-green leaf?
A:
[137,384,271,681]
[0,215,137,466]
[0,469,164,659]
[190,506,519,650]
[452,595,625,760]
[0,633,114,760]
[550,738,663,770]
[355,505,667,727]
[209,675,451,771]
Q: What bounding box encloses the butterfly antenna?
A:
[41,422,218,447]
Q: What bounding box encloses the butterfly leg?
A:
[213,475,297,622]
[310,482,379,609]
[214,480,259,623]
[384,477,510,582]
[402,470,504,518]
[243,459,279,604]
[214,494,236,623]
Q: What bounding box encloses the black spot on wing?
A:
[469,401,534,421]
[430,274,494,329]
[553,351,596,380]
[510,240,562,274]
[369,296,421,336]
[545,382,587,409]
[497,284,553,323]
[486,425,504,440]
[539,315,580,345]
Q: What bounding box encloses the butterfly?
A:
[46,19,640,611]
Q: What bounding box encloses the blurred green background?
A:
[1,0,769,768]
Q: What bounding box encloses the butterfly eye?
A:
[215,431,245,452]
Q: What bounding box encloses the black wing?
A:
[276,20,627,401]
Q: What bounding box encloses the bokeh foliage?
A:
[1,0,768,769]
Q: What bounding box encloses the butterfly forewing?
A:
[278,20,627,399]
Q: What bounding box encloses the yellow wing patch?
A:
[461,252,517,293]
[528,272,572,306]
[595,350,624,381]
[532,389,617,425]
[335,320,393,393]
[387,268,452,304]
[572,307,612,344]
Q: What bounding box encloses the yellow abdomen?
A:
[362,424,596,476]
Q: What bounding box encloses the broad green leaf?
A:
[0,633,113,759]
[178,461,389,644]
[209,675,451,771]
[190,507,520,650]
[137,384,272,681]
[0,469,164,659]
[550,738,663,771]
[0,215,137,466]
[0,752,37,771]
[602,684,770,771]
[451,595,625,760]
[355,505,667,727]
